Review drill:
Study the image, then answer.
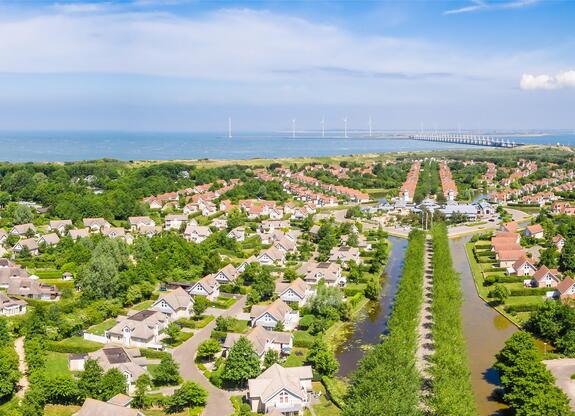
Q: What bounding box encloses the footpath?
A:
[416,235,434,413]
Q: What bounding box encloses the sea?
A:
[1,131,574,163]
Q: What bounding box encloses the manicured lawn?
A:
[284,347,308,367]
[86,318,116,336]
[47,336,102,353]
[465,241,543,327]
[293,331,317,348]
[44,404,81,416]
[132,299,154,311]
[504,295,545,306]
[227,318,249,333]
[312,381,341,416]
[210,296,237,309]
[45,351,72,376]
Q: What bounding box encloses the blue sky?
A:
[0,0,573,131]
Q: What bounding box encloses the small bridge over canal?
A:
[409,133,524,148]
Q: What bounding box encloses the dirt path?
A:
[416,235,434,412]
[14,336,28,398]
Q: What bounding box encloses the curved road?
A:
[172,295,246,416]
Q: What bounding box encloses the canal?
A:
[335,235,408,377]
[450,236,518,416]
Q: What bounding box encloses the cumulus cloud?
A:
[520,70,575,90]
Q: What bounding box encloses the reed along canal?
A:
[335,236,408,377]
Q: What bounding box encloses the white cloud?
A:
[444,0,540,15]
[520,70,575,90]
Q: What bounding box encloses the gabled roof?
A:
[512,256,535,271]
[248,364,312,403]
[153,287,193,311]
[215,264,239,282]
[192,274,219,295]
[526,224,544,234]
[532,266,559,283]
[557,277,575,294]
[497,250,526,261]
[74,398,143,416]
[250,299,293,322]
[224,326,292,356]
[275,278,309,299]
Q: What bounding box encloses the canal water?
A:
[335,235,408,377]
[450,236,518,415]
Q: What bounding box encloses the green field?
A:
[45,351,72,376]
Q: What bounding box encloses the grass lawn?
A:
[293,331,317,348]
[284,347,308,367]
[312,381,341,416]
[47,336,102,353]
[210,296,237,309]
[132,299,154,311]
[44,404,81,416]
[45,351,72,376]
[163,331,194,348]
[465,241,543,327]
[86,318,116,335]
[504,296,545,306]
[227,318,249,334]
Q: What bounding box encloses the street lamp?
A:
[544,342,547,355]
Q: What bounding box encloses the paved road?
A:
[545,359,575,411]
[172,295,247,416]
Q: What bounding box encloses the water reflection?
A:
[335,236,408,376]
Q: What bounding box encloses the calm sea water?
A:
[1,131,574,162]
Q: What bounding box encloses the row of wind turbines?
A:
[226,116,373,139]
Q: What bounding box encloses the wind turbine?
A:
[343,117,348,138]
[228,117,232,139]
[292,119,296,138]
[368,116,372,137]
[321,117,325,138]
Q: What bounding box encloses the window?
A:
[279,391,289,404]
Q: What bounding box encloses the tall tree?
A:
[221,337,261,387]
[100,368,127,401]
[78,359,104,399]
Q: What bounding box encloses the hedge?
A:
[343,230,425,416]
[429,224,476,415]
[509,288,549,297]
[504,304,542,313]
[140,348,171,360]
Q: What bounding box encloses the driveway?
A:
[544,358,575,411]
[172,295,247,416]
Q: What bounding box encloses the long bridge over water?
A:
[409,133,524,148]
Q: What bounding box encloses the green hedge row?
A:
[509,288,549,297]
[343,230,425,416]
[430,224,476,415]
[504,304,542,313]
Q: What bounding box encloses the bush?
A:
[298,315,315,330]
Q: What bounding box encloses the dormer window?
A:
[279,391,289,404]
